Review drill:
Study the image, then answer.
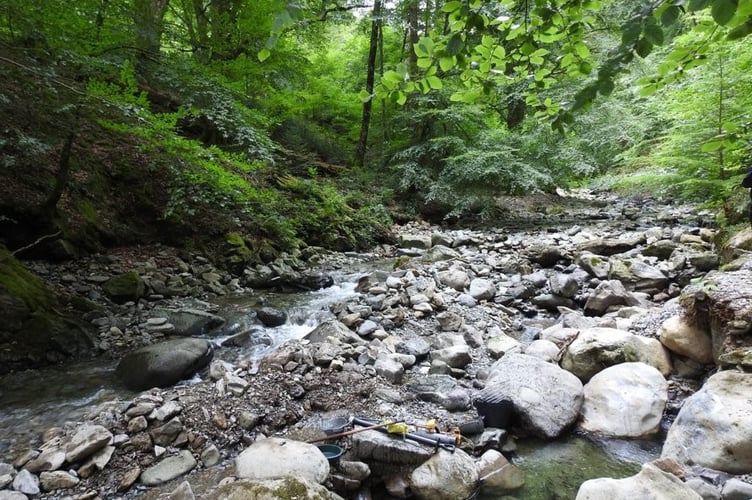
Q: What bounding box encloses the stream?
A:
[0,231,667,498]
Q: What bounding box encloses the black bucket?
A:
[474,399,513,429]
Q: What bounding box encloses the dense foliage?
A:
[1,0,751,259]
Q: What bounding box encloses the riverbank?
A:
[2,192,752,499]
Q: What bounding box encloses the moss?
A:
[78,198,99,224]
[393,255,411,270]
[0,247,55,310]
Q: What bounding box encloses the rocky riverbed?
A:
[2,192,752,500]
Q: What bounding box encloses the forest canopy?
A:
[1,0,751,251]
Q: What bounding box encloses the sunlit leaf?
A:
[257,48,270,62]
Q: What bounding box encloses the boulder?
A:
[235,438,329,484]
[116,338,214,390]
[410,449,478,500]
[469,278,497,301]
[576,463,701,500]
[139,450,197,486]
[207,477,344,500]
[576,234,645,257]
[64,424,113,464]
[102,271,145,304]
[256,307,287,327]
[160,308,226,336]
[608,258,669,293]
[350,429,434,466]
[480,353,583,438]
[658,315,713,365]
[561,327,671,382]
[305,320,367,345]
[661,370,752,473]
[579,362,667,438]
[584,280,641,316]
[437,269,470,291]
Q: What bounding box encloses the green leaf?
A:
[446,33,465,56]
[441,1,463,13]
[711,0,738,25]
[688,0,711,11]
[727,19,752,39]
[358,90,373,103]
[258,48,271,62]
[426,76,443,89]
[622,21,642,46]
[700,139,724,152]
[635,38,654,58]
[597,78,615,96]
[396,91,407,105]
[660,5,682,26]
[417,57,433,68]
[439,57,455,72]
[644,24,665,45]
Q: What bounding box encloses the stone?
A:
[78,445,115,478]
[351,429,434,466]
[480,353,583,438]
[64,424,113,464]
[684,478,720,500]
[549,273,580,298]
[102,271,145,304]
[39,470,79,491]
[256,306,287,327]
[477,449,525,493]
[0,462,14,488]
[23,448,65,473]
[140,450,197,486]
[150,400,183,421]
[163,308,226,336]
[661,370,752,473]
[0,492,28,500]
[579,362,667,438]
[561,327,671,382]
[12,469,39,495]
[523,339,560,363]
[374,356,404,384]
[658,315,713,364]
[206,477,344,500]
[235,438,329,484]
[720,478,752,500]
[437,269,470,291]
[469,278,496,301]
[305,320,367,345]
[486,334,521,360]
[201,444,221,467]
[575,463,702,500]
[116,338,213,390]
[410,448,478,500]
[151,417,183,446]
[430,344,471,369]
[400,234,432,249]
[583,280,641,316]
[168,480,196,500]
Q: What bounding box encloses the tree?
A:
[133,0,170,72]
[355,0,383,167]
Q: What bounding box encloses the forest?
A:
[1,0,751,260]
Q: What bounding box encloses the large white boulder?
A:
[561,327,671,382]
[576,463,702,500]
[235,438,329,484]
[579,362,667,438]
[658,315,713,364]
[661,370,752,473]
[409,448,478,500]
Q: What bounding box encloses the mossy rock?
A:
[208,477,342,500]
[0,247,96,373]
[224,232,254,274]
[102,271,145,304]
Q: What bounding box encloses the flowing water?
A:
[0,255,662,495]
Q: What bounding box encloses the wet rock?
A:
[576,463,701,500]
[576,234,645,257]
[410,448,478,500]
[64,424,113,464]
[662,370,752,473]
[579,362,667,438]
[161,308,226,336]
[477,449,525,494]
[406,374,471,410]
[116,338,213,390]
[140,450,197,486]
[235,438,329,484]
[257,307,287,327]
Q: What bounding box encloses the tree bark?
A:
[133,0,170,72]
[354,0,382,167]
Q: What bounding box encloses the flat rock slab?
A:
[140,450,197,486]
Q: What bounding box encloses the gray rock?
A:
[662,371,752,473]
[11,469,39,496]
[486,334,521,360]
[116,338,213,390]
[584,280,641,316]
[436,311,464,331]
[64,424,113,464]
[39,470,79,491]
[549,273,579,298]
[410,448,478,500]
[374,356,404,384]
[397,335,431,359]
[78,445,115,478]
[576,463,701,500]
[437,269,470,291]
[200,444,221,467]
[720,478,752,500]
[235,438,328,484]
[256,307,287,327]
[0,492,28,500]
[422,244,459,262]
[482,353,583,438]
[357,319,379,336]
[305,320,367,345]
[102,271,145,304]
[0,462,14,488]
[684,478,720,500]
[150,400,183,421]
[430,344,471,369]
[162,308,226,336]
[469,278,496,301]
[206,477,343,500]
[400,234,432,249]
[351,429,433,466]
[168,480,195,500]
[531,293,576,311]
[140,450,197,486]
[23,448,65,473]
[406,375,471,411]
[151,417,183,446]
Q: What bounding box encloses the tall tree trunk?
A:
[41,131,75,220]
[354,0,382,168]
[406,0,419,75]
[133,0,170,73]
